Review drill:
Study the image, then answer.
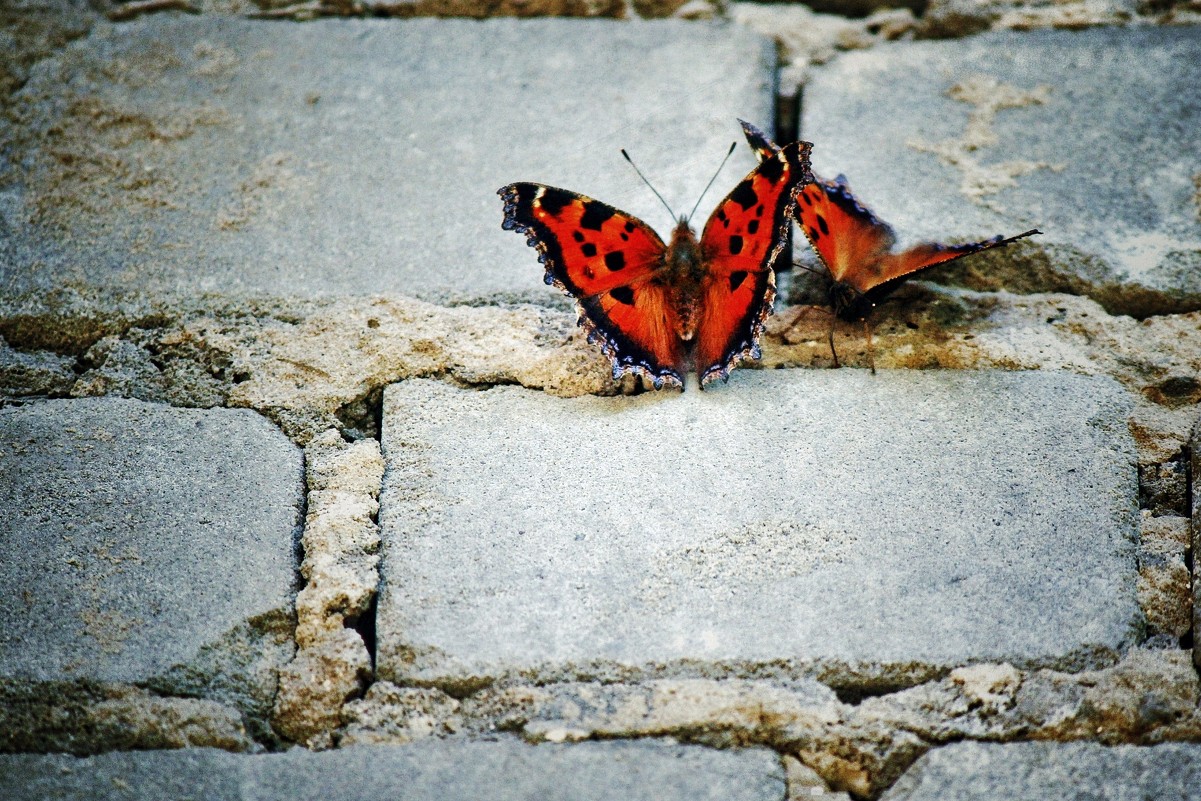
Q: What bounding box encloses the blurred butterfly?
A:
[741,121,1040,372]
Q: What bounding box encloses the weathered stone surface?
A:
[0,683,255,755]
[0,397,302,746]
[272,430,383,747]
[1192,414,1201,670]
[0,335,76,397]
[0,739,786,800]
[1136,513,1191,640]
[0,15,772,306]
[881,741,1201,800]
[801,27,1201,317]
[378,371,1139,692]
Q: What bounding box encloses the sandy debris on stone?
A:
[1136,512,1192,640]
[906,76,1063,208]
[784,754,852,801]
[730,3,916,87]
[0,335,77,397]
[332,649,1190,797]
[0,683,253,754]
[272,429,384,747]
[227,296,614,443]
[340,682,463,746]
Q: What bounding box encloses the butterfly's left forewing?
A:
[694,138,814,385]
[499,182,687,387]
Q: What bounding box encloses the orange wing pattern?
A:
[694,130,814,385]
[499,182,686,388]
[795,175,1040,320]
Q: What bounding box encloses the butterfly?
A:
[741,121,1041,371]
[499,122,814,390]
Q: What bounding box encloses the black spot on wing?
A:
[572,231,585,242]
[758,153,785,183]
[729,271,747,291]
[580,202,616,231]
[747,219,759,235]
[538,187,573,217]
[610,286,635,306]
[729,180,758,211]
[728,235,743,255]
[817,214,829,236]
[604,251,626,271]
[625,221,637,232]
[582,242,598,258]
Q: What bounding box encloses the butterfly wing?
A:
[795,175,898,291]
[869,228,1044,298]
[694,137,814,386]
[499,182,686,388]
[738,118,780,161]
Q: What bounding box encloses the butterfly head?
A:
[829,280,870,320]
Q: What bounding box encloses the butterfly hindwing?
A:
[498,182,686,387]
[695,137,814,384]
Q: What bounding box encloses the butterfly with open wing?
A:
[740,120,1041,372]
[499,122,814,390]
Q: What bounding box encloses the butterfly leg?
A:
[862,319,876,375]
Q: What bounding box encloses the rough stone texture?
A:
[0,335,76,397]
[0,15,773,306]
[378,371,1139,692]
[1192,414,1201,670]
[272,429,384,747]
[0,683,255,755]
[880,741,1201,801]
[0,397,303,748]
[0,739,786,801]
[342,649,1201,798]
[1136,513,1192,640]
[800,28,1201,317]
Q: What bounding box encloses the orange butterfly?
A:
[499,122,813,389]
[741,121,1040,371]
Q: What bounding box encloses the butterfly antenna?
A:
[621,149,676,223]
[687,141,737,223]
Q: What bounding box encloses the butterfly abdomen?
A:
[664,221,707,342]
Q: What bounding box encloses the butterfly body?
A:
[500,128,813,389]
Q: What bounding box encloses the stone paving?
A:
[378,371,1139,690]
[1,1,1199,799]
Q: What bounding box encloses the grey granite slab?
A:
[0,397,301,696]
[0,16,772,307]
[800,27,1201,316]
[376,370,1140,691]
[881,741,1201,801]
[0,740,785,801]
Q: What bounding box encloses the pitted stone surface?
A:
[0,16,772,306]
[0,740,785,801]
[881,741,1201,801]
[377,371,1139,690]
[801,27,1201,316]
[0,398,302,687]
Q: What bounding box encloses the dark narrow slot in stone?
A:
[348,590,379,670]
[772,79,802,275]
[831,683,904,706]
